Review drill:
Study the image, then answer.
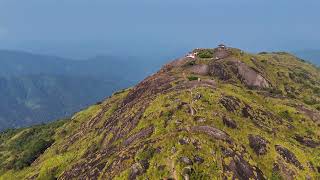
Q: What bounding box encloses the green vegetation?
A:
[187,76,199,81]
[197,49,214,58]
[0,120,66,174]
[0,47,320,179]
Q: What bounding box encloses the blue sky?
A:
[0,0,319,58]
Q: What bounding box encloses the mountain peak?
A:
[1,47,320,179]
[163,46,271,89]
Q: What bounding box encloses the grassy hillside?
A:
[0,47,319,179]
[0,120,66,175]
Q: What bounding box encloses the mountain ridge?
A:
[0,46,320,179]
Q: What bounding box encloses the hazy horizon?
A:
[1,0,320,59]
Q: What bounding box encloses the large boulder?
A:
[229,60,270,89]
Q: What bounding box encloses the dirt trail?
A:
[168,155,178,180]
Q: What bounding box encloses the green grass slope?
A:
[0,46,319,180]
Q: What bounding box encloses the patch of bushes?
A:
[0,120,66,171]
[313,87,320,95]
[197,50,214,58]
[12,138,54,170]
[258,52,268,55]
[267,88,283,95]
[187,76,199,81]
[303,96,319,105]
[135,147,156,162]
[279,110,292,121]
[185,61,196,66]
[189,166,210,179]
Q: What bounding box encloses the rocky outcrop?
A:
[188,64,209,75]
[123,126,154,146]
[190,126,230,142]
[273,159,296,180]
[208,58,270,89]
[248,134,269,155]
[275,145,303,169]
[222,116,237,129]
[129,163,144,180]
[226,155,266,180]
[242,104,282,133]
[294,135,320,148]
[209,63,232,81]
[220,96,241,112]
[221,146,266,180]
[228,60,270,89]
[296,105,320,125]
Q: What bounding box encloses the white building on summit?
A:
[218,44,226,49]
[186,52,198,59]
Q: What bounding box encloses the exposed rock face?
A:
[213,47,232,59]
[208,58,270,89]
[222,116,237,129]
[209,63,232,81]
[242,104,281,133]
[123,126,154,146]
[275,145,303,169]
[229,60,270,89]
[220,96,241,112]
[294,135,320,148]
[129,163,144,180]
[227,155,265,180]
[248,134,269,155]
[296,105,320,125]
[273,159,296,180]
[174,79,216,90]
[190,126,230,142]
[221,147,266,180]
[188,64,209,75]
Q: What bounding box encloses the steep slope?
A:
[1,46,320,180]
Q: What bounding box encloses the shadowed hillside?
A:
[0,50,159,131]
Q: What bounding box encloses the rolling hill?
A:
[0,46,320,179]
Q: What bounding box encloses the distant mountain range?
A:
[0,50,162,131]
